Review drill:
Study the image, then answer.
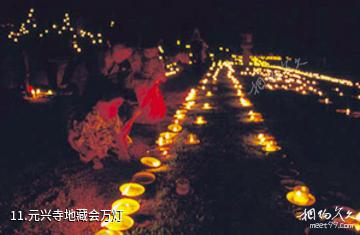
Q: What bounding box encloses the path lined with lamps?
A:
[94,60,359,235]
[186,62,303,234]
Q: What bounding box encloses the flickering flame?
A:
[206,91,213,97]
[355,213,360,232]
[184,133,200,145]
[119,183,145,197]
[246,110,263,123]
[236,89,243,97]
[157,132,176,146]
[168,123,183,132]
[140,157,162,168]
[286,185,316,206]
[239,98,252,107]
[174,113,186,120]
[160,131,177,140]
[184,101,196,110]
[101,214,134,231]
[111,198,140,215]
[156,136,167,146]
[95,229,123,235]
[262,141,281,152]
[202,103,213,110]
[201,78,209,84]
[194,116,207,125]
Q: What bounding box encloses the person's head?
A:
[111,44,133,64]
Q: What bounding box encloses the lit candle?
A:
[160,131,177,140]
[95,229,123,235]
[256,133,274,146]
[111,198,140,215]
[247,111,263,123]
[119,183,145,197]
[101,214,134,231]
[262,141,281,152]
[168,123,183,132]
[140,156,162,168]
[194,116,207,125]
[156,136,167,146]
[286,185,316,206]
[206,91,213,97]
[176,109,187,115]
[174,113,186,120]
[184,133,200,145]
[184,101,195,110]
[202,103,213,110]
[239,98,252,107]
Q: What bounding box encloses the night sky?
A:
[1,0,360,77]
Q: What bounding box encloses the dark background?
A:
[1,0,360,79]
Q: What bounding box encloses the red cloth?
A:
[135,82,166,124]
[96,98,124,120]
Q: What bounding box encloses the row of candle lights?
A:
[230,61,318,206]
[224,61,283,154]
[23,86,55,103]
[231,58,360,232]
[223,60,319,214]
[95,61,221,234]
[7,9,104,53]
[234,56,359,117]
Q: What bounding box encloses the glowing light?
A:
[158,45,164,54]
[111,198,140,215]
[336,211,360,233]
[174,112,186,120]
[239,98,252,107]
[140,156,162,168]
[262,141,281,152]
[246,110,264,123]
[184,133,200,145]
[319,97,331,104]
[160,131,177,140]
[236,90,243,97]
[336,108,352,116]
[184,101,195,110]
[156,136,169,146]
[95,229,123,235]
[194,116,207,125]
[206,91,213,97]
[202,103,213,110]
[185,89,197,101]
[255,133,275,146]
[119,183,145,198]
[286,185,316,206]
[101,215,134,231]
[168,123,183,132]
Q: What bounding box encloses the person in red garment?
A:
[68,96,126,169]
[133,45,167,124]
[68,43,135,169]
